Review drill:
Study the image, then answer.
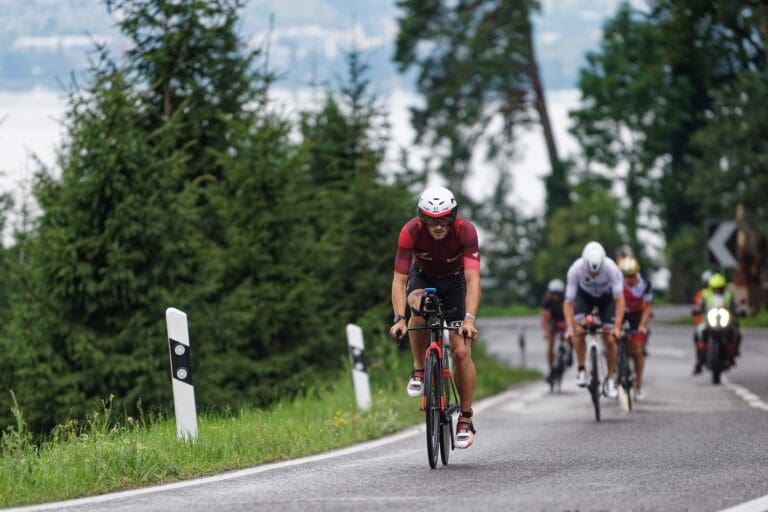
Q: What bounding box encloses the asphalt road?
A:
[14,306,768,512]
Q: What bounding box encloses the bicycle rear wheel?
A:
[589,344,601,422]
[554,344,568,393]
[424,350,441,469]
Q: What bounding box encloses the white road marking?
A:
[723,376,768,412]
[718,493,768,512]
[8,383,543,512]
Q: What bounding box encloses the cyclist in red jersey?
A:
[389,186,481,449]
[618,256,653,400]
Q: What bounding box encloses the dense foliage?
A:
[393,0,767,303]
[571,0,767,300]
[0,0,411,433]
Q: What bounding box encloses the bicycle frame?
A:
[583,312,606,422]
[408,287,461,468]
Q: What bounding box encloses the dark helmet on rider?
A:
[547,278,565,294]
[615,244,634,261]
[582,241,606,273]
[417,186,458,225]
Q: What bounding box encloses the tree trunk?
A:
[524,17,569,215]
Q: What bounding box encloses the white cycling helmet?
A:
[547,279,565,293]
[701,269,713,285]
[417,186,458,223]
[582,241,606,273]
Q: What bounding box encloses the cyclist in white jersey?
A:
[563,241,626,397]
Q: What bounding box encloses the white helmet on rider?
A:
[582,241,606,274]
[547,278,565,293]
[417,186,458,224]
[701,270,713,286]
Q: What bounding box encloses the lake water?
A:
[0,87,585,219]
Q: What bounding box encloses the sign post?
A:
[166,307,198,441]
[346,324,372,411]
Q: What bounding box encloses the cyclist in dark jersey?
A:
[389,186,481,449]
[541,279,570,383]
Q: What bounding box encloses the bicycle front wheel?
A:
[618,339,633,411]
[424,350,441,469]
[589,344,601,422]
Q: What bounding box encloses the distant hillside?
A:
[0,0,633,92]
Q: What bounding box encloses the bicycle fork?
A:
[586,334,606,394]
[421,341,445,412]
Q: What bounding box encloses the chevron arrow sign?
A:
[707,221,738,268]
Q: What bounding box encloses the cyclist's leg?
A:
[407,310,428,367]
[449,329,476,411]
[404,268,430,396]
[545,329,555,369]
[626,312,645,389]
[599,294,617,378]
[572,289,591,368]
[441,271,475,411]
[630,334,645,389]
[573,325,586,365]
[442,273,476,449]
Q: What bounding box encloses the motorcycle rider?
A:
[691,270,713,374]
[692,272,741,373]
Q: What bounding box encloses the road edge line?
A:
[6,382,542,511]
[718,493,768,512]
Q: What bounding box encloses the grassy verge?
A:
[739,310,768,327]
[0,340,538,508]
[479,304,539,317]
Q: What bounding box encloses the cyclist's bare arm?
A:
[461,268,481,340]
[390,271,409,338]
[563,300,575,339]
[640,302,653,333]
[612,294,626,338]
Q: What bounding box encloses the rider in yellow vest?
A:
[692,273,741,373]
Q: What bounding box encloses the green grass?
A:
[0,341,538,508]
[479,304,539,317]
[739,310,768,327]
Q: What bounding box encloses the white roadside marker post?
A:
[166,307,198,441]
[346,324,372,411]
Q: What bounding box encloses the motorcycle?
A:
[703,302,740,385]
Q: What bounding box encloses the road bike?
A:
[615,321,635,412]
[407,287,462,469]
[583,311,606,422]
[547,323,571,393]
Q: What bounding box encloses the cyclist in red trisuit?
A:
[618,256,653,400]
[389,186,481,449]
